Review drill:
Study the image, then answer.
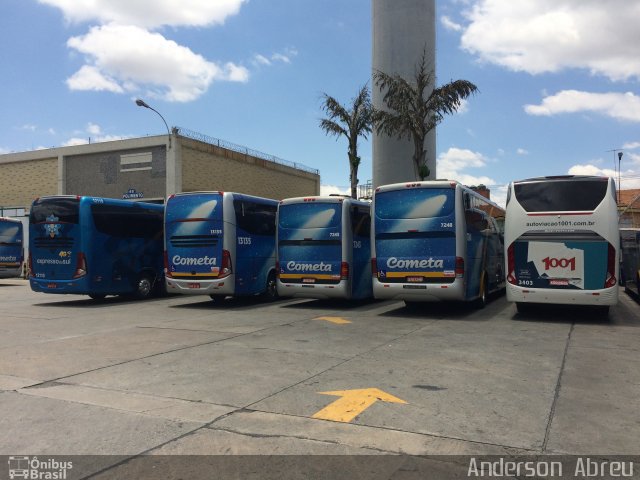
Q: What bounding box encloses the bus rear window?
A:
[30,198,80,224]
[279,203,341,229]
[375,188,454,219]
[514,179,608,212]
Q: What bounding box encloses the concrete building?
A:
[0,127,320,213]
[372,0,436,187]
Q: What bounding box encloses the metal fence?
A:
[175,127,319,175]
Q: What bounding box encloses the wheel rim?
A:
[138,277,152,297]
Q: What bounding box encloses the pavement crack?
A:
[542,322,574,453]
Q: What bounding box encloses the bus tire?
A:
[515,302,531,314]
[135,274,154,299]
[89,294,106,300]
[474,273,487,309]
[262,271,278,301]
[209,294,226,303]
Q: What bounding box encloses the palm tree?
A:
[319,85,373,199]
[373,49,478,180]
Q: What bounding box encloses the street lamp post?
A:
[135,99,171,149]
[618,151,623,205]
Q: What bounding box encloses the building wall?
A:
[65,146,167,200]
[0,157,57,208]
[181,137,319,199]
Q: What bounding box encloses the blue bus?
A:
[29,196,165,300]
[277,196,372,300]
[0,217,24,278]
[164,191,279,302]
[372,181,505,307]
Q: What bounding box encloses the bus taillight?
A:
[604,243,617,288]
[73,252,87,279]
[220,249,233,278]
[163,251,172,278]
[507,244,516,284]
[341,262,349,280]
[371,258,377,276]
[455,257,464,278]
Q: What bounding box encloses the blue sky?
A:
[1,0,640,206]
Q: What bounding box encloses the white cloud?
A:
[86,122,102,135]
[252,48,298,68]
[441,15,463,32]
[66,24,248,102]
[460,0,640,81]
[437,147,496,186]
[517,148,529,155]
[39,0,247,29]
[623,142,640,150]
[320,185,351,197]
[525,90,640,123]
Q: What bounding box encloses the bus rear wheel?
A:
[474,274,487,309]
[135,274,154,299]
[262,271,278,301]
[88,294,106,301]
[209,294,226,303]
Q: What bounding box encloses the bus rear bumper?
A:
[373,280,465,302]
[29,277,88,294]
[165,276,235,296]
[506,284,619,306]
[277,280,350,299]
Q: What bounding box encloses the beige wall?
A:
[0,158,57,208]
[181,138,319,199]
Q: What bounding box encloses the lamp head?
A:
[135,99,149,108]
[618,151,624,161]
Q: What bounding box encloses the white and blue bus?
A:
[504,175,619,314]
[0,217,24,278]
[372,181,505,307]
[277,196,372,300]
[620,228,640,298]
[164,191,279,302]
[29,196,165,300]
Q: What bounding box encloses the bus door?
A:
[233,199,276,295]
[375,187,457,285]
[350,205,372,298]
[29,197,82,287]
[278,202,343,286]
[165,194,225,284]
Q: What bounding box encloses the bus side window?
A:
[351,207,371,238]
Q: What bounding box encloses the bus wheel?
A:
[263,271,278,301]
[135,274,154,299]
[515,302,531,314]
[474,274,487,309]
[89,294,106,301]
[209,294,226,303]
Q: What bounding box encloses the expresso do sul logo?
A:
[172,255,217,266]
[386,257,444,269]
[286,261,332,272]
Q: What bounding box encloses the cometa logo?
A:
[172,255,217,266]
[386,257,444,269]
[286,261,332,272]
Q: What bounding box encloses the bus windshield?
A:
[514,178,609,212]
[30,197,80,224]
[375,188,455,220]
[0,222,21,244]
[278,203,341,230]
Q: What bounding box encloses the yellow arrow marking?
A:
[312,388,407,423]
[313,316,352,325]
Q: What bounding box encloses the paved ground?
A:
[1,279,639,477]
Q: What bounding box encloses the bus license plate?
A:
[302,278,316,283]
[188,283,200,289]
[407,276,424,283]
[47,283,57,289]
